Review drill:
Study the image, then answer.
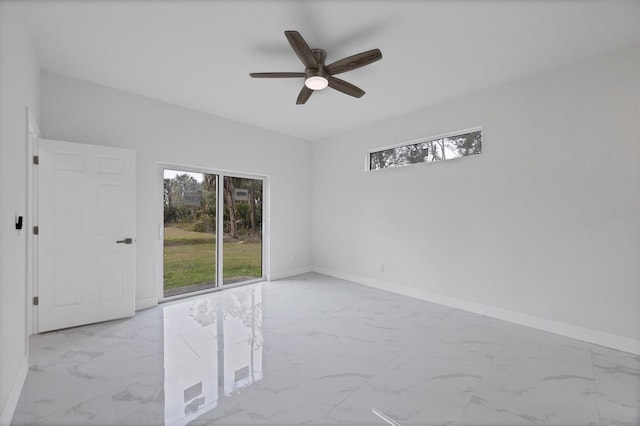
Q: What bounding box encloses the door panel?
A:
[38,139,135,332]
[97,251,123,301]
[222,176,263,285]
[54,251,82,307]
[163,170,217,297]
[96,183,124,234]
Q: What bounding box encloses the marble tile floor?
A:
[12,273,640,425]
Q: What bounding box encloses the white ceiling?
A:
[16,0,639,141]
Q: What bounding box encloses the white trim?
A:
[135,296,158,311]
[367,126,483,154]
[156,165,164,302]
[160,278,264,304]
[268,266,313,281]
[311,266,640,356]
[217,171,225,288]
[637,32,640,365]
[27,108,40,137]
[159,163,267,182]
[25,108,39,338]
[262,176,270,282]
[29,134,39,335]
[0,355,28,426]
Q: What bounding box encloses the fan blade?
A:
[250,72,305,78]
[328,77,365,98]
[296,86,313,105]
[326,48,382,75]
[285,31,318,69]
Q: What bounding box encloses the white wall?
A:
[312,46,639,346]
[0,2,40,423]
[40,71,312,308]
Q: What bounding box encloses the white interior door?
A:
[38,139,136,332]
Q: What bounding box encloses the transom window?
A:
[368,128,482,171]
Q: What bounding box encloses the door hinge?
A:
[33,296,39,306]
[33,225,39,235]
[33,155,39,165]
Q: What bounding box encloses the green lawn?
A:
[163,226,262,290]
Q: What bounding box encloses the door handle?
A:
[116,238,133,244]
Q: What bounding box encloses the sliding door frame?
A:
[157,163,268,302]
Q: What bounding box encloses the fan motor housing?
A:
[305,68,329,80]
[311,48,327,67]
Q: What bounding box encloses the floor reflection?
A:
[163,285,263,425]
[13,274,640,425]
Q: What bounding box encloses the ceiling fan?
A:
[250,30,383,105]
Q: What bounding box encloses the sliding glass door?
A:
[163,169,264,298]
[163,170,218,297]
[222,176,263,285]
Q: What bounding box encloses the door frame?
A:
[26,107,40,336]
[157,163,269,302]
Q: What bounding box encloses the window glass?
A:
[369,130,482,170]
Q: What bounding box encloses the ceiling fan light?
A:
[305,76,328,90]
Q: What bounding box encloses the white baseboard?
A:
[0,355,28,426]
[311,266,640,356]
[268,266,313,281]
[135,296,157,311]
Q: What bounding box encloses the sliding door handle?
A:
[116,238,133,244]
